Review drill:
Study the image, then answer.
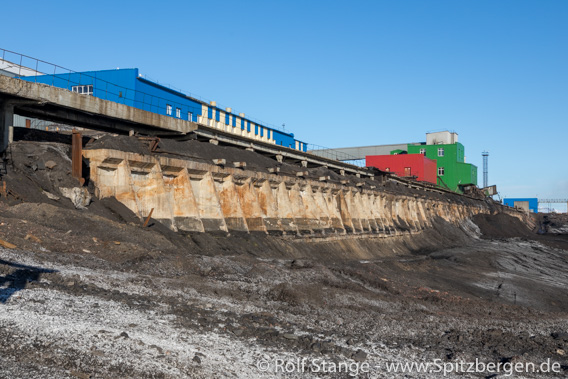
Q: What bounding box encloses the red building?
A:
[366,154,437,184]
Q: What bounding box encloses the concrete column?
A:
[0,101,14,154]
[337,190,356,234]
[312,186,335,233]
[344,190,363,233]
[361,193,379,233]
[288,183,313,234]
[353,192,372,232]
[108,159,140,216]
[257,181,283,233]
[190,172,228,232]
[368,194,385,235]
[235,179,267,233]
[324,189,346,233]
[300,184,326,233]
[216,176,249,232]
[388,197,402,235]
[275,182,300,234]
[128,160,176,230]
[374,194,389,235]
[164,168,205,232]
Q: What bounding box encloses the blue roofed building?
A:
[20,68,307,151]
[503,198,538,213]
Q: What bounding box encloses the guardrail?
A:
[0,48,288,134]
[1,48,367,167]
[306,143,365,167]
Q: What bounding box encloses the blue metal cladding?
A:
[503,198,538,213]
[19,68,307,151]
[20,69,138,108]
[135,77,202,119]
[272,130,296,148]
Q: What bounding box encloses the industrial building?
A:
[20,68,307,151]
[503,198,538,213]
[365,131,478,193]
[365,153,437,184]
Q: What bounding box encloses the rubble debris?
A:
[0,238,17,249]
[42,191,60,201]
[24,233,42,243]
[59,187,91,209]
[44,160,57,169]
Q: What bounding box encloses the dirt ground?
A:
[0,135,567,378]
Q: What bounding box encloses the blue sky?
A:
[2,0,567,208]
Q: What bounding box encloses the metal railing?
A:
[539,199,568,203]
[0,48,289,134]
[1,48,367,168]
[306,143,365,167]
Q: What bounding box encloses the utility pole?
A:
[482,151,489,188]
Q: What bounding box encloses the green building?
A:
[404,132,477,193]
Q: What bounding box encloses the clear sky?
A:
[2,0,567,209]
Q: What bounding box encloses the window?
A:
[166,104,172,115]
[420,148,426,155]
[176,107,181,118]
[438,148,444,157]
[188,112,193,122]
[71,85,93,96]
[438,167,444,176]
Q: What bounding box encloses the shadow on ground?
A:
[0,259,57,303]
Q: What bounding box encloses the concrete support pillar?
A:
[235,179,267,233]
[369,194,385,235]
[288,183,313,234]
[164,168,205,232]
[113,160,141,216]
[324,189,346,233]
[337,190,356,234]
[129,161,176,230]
[300,184,326,233]
[354,192,372,232]
[216,176,249,232]
[312,187,334,233]
[0,101,14,154]
[190,172,228,232]
[405,198,419,232]
[344,190,363,233]
[361,193,379,233]
[388,197,402,235]
[275,182,300,234]
[257,181,283,233]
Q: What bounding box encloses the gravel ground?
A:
[1,230,567,378]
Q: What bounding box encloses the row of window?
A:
[71,85,93,96]
[383,167,445,176]
[166,104,275,141]
[166,104,193,121]
[419,147,444,157]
